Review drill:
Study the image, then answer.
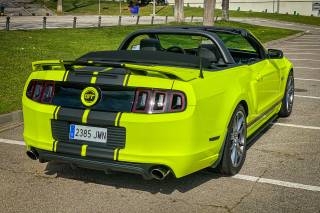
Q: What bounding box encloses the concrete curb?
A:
[265,31,305,47]
[0,110,23,127]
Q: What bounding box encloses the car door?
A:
[246,35,281,115]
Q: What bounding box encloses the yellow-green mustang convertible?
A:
[23,26,294,180]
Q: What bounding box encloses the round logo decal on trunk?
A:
[81,87,100,107]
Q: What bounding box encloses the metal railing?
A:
[1,15,204,31]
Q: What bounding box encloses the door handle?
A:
[256,74,263,81]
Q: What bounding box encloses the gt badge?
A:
[81,87,100,107]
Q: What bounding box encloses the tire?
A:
[279,72,294,117]
[219,105,247,175]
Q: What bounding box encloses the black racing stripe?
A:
[56,142,82,156]
[95,75,125,86]
[86,111,118,126]
[86,146,115,160]
[116,148,120,161]
[117,112,123,127]
[106,68,128,75]
[53,106,59,120]
[124,73,131,87]
[57,107,84,123]
[52,140,57,152]
[66,71,92,83]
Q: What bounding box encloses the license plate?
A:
[69,124,108,143]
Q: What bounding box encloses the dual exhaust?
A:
[26,150,171,180]
[150,167,170,180]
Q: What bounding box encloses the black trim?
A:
[37,149,157,179]
[247,100,282,128]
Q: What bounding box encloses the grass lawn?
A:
[35,0,320,26]
[0,21,300,114]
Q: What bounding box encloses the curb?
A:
[265,31,305,47]
[0,110,23,127]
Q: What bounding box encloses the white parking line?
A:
[233,174,320,192]
[290,59,320,62]
[281,49,320,51]
[285,53,314,55]
[0,138,24,146]
[295,78,320,82]
[274,123,320,130]
[0,137,319,192]
[295,95,320,100]
[294,66,320,70]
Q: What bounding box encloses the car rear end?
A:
[22,60,220,179]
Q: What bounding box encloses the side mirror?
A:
[268,49,283,59]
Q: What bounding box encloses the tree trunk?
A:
[174,0,184,23]
[57,0,63,15]
[203,0,216,26]
[221,0,229,21]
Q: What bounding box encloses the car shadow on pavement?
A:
[44,161,222,194]
[43,118,277,195]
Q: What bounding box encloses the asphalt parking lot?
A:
[0,21,319,212]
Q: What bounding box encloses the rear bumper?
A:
[23,97,223,178]
[37,149,158,180]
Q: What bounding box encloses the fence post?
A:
[136,16,140,25]
[73,17,77,28]
[98,16,101,28]
[165,16,168,24]
[43,16,47,29]
[191,15,193,23]
[151,16,154,25]
[118,16,121,26]
[6,16,10,31]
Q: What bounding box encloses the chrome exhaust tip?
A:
[150,167,170,180]
[26,150,39,160]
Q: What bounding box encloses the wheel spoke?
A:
[231,146,237,165]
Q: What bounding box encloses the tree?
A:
[174,0,184,22]
[203,0,216,26]
[221,0,229,21]
[57,0,63,15]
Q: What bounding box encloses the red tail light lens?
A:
[26,80,55,104]
[132,89,186,113]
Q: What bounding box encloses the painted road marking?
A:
[289,59,320,62]
[274,123,320,130]
[284,53,314,55]
[280,48,320,51]
[1,137,320,192]
[295,95,320,100]
[294,66,320,70]
[295,78,320,82]
[233,174,320,192]
[0,138,24,146]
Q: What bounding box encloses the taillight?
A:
[26,80,55,104]
[132,89,186,113]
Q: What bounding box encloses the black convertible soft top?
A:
[76,50,211,69]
